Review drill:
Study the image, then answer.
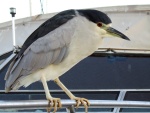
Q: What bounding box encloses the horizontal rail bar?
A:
[1,100,150,110]
[0,89,150,95]
[98,48,150,51]
[1,89,150,93]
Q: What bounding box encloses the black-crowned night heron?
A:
[5,9,130,112]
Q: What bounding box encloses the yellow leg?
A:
[54,78,90,113]
[41,76,62,113]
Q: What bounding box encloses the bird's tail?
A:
[5,56,23,93]
[5,87,11,93]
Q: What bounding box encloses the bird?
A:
[5,9,130,112]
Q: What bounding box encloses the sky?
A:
[0,0,150,23]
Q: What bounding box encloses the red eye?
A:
[97,22,103,27]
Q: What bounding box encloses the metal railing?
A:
[1,100,150,110]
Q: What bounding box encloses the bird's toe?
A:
[73,97,90,113]
[47,98,62,113]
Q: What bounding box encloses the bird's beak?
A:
[97,22,130,41]
[106,27,130,41]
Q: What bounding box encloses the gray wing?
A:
[5,20,76,90]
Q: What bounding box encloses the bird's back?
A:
[18,9,76,58]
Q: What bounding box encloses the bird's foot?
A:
[73,97,90,113]
[47,98,62,113]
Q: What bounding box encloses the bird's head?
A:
[78,9,130,40]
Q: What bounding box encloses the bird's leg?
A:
[54,78,90,113]
[41,76,62,113]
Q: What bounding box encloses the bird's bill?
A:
[106,27,130,40]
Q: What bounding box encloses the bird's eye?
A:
[97,22,103,27]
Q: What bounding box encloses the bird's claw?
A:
[74,97,90,113]
[47,98,62,113]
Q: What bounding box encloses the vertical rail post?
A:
[12,15,16,46]
[29,0,32,16]
[10,7,16,48]
[66,105,76,113]
[113,91,126,113]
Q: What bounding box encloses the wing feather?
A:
[51,49,61,64]
[5,17,76,91]
[54,46,67,64]
[5,56,22,80]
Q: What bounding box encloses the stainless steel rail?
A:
[0,100,150,110]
